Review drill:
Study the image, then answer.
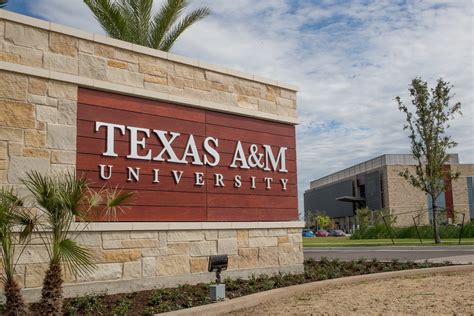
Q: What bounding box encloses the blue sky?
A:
[6,0,473,217]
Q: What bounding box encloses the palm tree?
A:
[84,0,211,51]
[22,171,133,314]
[0,188,36,315]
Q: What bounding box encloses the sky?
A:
[6,0,473,218]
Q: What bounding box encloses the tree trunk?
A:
[4,278,28,315]
[38,261,63,315]
[432,194,441,244]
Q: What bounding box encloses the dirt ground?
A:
[232,271,474,315]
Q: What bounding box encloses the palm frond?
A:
[84,0,132,41]
[159,6,210,52]
[58,239,96,275]
[149,0,186,49]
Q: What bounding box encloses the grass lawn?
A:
[303,237,474,247]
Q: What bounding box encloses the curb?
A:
[159,265,474,316]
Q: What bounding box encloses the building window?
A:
[467,177,474,221]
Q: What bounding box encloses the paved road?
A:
[304,246,474,262]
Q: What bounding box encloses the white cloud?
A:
[18,0,474,217]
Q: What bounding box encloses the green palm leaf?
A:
[84,0,211,52]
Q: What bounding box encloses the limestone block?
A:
[5,22,48,49]
[238,248,258,268]
[47,124,76,150]
[44,52,78,75]
[237,230,249,247]
[288,228,300,233]
[57,100,77,126]
[156,255,190,276]
[182,87,208,100]
[36,105,57,123]
[0,51,19,63]
[277,236,289,244]
[103,231,130,241]
[217,238,238,255]
[288,233,302,243]
[249,229,268,237]
[79,53,106,80]
[189,240,217,257]
[130,231,158,239]
[2,42,43,67]
[249,237,278,248]
[13,264,25,288]
[0,160,6,170]
[218,230,236,238]
[258,247,279,266]
[51,150,75,164]
[193,80,210,91]
[15,245,49,264]
[277,106,297,118]
[280,89,297,100]
[139,63,167,76]
[158,232,167,247]
[8,142,23,156]
[115,48,138,63]
[121,239,157,249]
[28,78,47,95]
[29,95,58,107]
[107,60,127,69]
[123,260,141,279]
[75,232,101,247]
[0,21,4,37]
[8,157,50,184]
[269,229,288,237]
[279,251,304,266]
[168,231,204,242]
[234,84,260,98]
[204,230,218,241]
[204,71,225,83]
[278,243,299,254]
[49,32,78,57]
[174,64,194,79]
[190,257,208,273]
[141,247,167,257]
[276,96,296,109]
[258,99,277,114]
[47,82,77,100]
[0,100,35,128]
[107,67,143,87]
[143,74,167,85]
[95,44,115,59]
[79,39,94,54]
[25,130,46,148]
[0,142,6,159]
[50,163,74,174]
[78,263,122,282]
[95,249,142,263]
[168,75,185,89]
[142,257,156,277]
[0,71,27,101]
[167,243,189,255]
[22,148,49,159]
[25,263,48,288]
[0,128,23,142]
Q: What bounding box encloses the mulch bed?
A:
[27,258,450,315]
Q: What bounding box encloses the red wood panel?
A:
[77,87,298,221]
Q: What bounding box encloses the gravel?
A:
[232,271,474,315]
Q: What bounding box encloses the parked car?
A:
[315,230,329,237]
[327,229,346,237]
[302,229,316,237]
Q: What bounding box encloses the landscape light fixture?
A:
[208,254,228,301]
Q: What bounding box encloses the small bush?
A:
[351,222,474,239]
[63,292,105,316]
[112,298,132,316]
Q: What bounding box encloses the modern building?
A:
[304,154,473,231]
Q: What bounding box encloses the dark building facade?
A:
[304,154,473,232]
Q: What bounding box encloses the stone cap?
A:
[0,9,298,92]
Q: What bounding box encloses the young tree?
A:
[84,0,211,52]
[315,214,331,230]
[22,171,133,314]
[0,188,36,315]
[395,78,462,243]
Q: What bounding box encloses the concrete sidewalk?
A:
[415,254,474,264]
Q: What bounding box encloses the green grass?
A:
[303,237,474,247]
